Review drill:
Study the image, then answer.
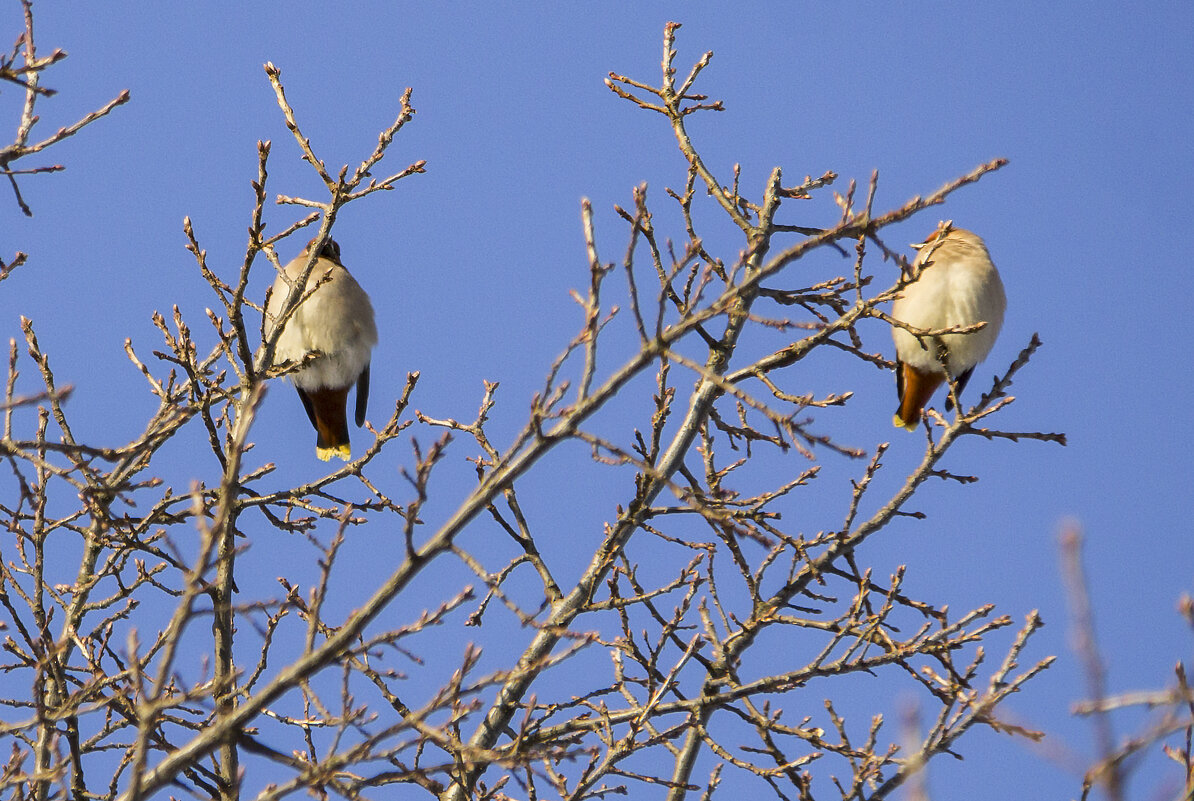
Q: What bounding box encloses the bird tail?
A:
[302,386,353,461]
[317,442,351,462]
[894,363,944,431]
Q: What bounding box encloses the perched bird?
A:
[890,226,1006,431]
[265,237,378,461]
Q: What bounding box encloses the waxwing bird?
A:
[265,237,378,461]
[890,225,1006,431]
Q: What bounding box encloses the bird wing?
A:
[944,366,976,412]
[296,386,318,429]
[355,362,370,427]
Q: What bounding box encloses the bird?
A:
[890,225,1006,431]
[265,237,378,461]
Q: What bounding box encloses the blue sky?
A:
[3,3,1192,799]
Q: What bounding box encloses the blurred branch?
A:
[1062,525,1194,801]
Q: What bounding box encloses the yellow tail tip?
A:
[316,444,352,462]
[892,414,917,432]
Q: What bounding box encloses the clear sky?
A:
[3,3,1192,799]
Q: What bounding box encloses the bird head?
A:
[910,220,955,250]
[305,236,342,264]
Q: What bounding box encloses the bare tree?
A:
[0,13,1070,801]
[1060,525,1194,801]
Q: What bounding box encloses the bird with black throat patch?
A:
[890,224,1006,431]
[265,237,378,461]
